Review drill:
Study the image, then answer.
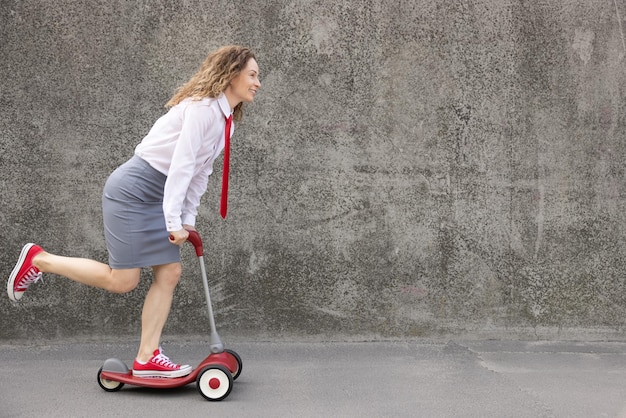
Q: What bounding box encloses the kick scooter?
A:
[96,230,242,401]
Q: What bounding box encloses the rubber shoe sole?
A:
[132,364,192,378]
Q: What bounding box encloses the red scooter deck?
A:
[100,351,238,389]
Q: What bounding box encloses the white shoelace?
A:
[16,268,43,291]
[152,351,179,369]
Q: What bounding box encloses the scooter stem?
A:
[185,231,224,353]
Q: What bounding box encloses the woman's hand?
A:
[168,228,190,246]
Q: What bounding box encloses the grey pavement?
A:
[1,339,626,417]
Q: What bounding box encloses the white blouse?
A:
[134,94,233,232]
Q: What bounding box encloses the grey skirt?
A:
[102,156,180,269]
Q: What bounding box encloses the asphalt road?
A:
[1,339,625,417]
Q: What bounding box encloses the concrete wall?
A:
[2,0,626,342]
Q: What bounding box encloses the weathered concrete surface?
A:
[1,0,626,342]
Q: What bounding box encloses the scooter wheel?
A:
[97,367,125,392]
[225,349,243,380]
[197,364,233,401]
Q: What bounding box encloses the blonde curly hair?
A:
[166,45,256,121]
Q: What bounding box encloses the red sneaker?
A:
[7,243,44,302]
[132,347,192,378]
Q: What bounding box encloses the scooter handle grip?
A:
[185,230,204,257]
[169,231,204,257]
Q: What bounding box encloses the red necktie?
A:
[220,114,233,219]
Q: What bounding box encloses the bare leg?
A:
[32,251,140,293]
[136,262,182,362]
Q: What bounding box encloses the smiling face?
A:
[224,58,261,109]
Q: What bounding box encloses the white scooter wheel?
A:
[225,349,243,380]
[97,367,125,392]
[196,364,233,401]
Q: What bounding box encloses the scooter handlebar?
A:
[185,230,203,257]
[169,230,203,257]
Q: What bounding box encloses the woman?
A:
[7,45,261,378]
